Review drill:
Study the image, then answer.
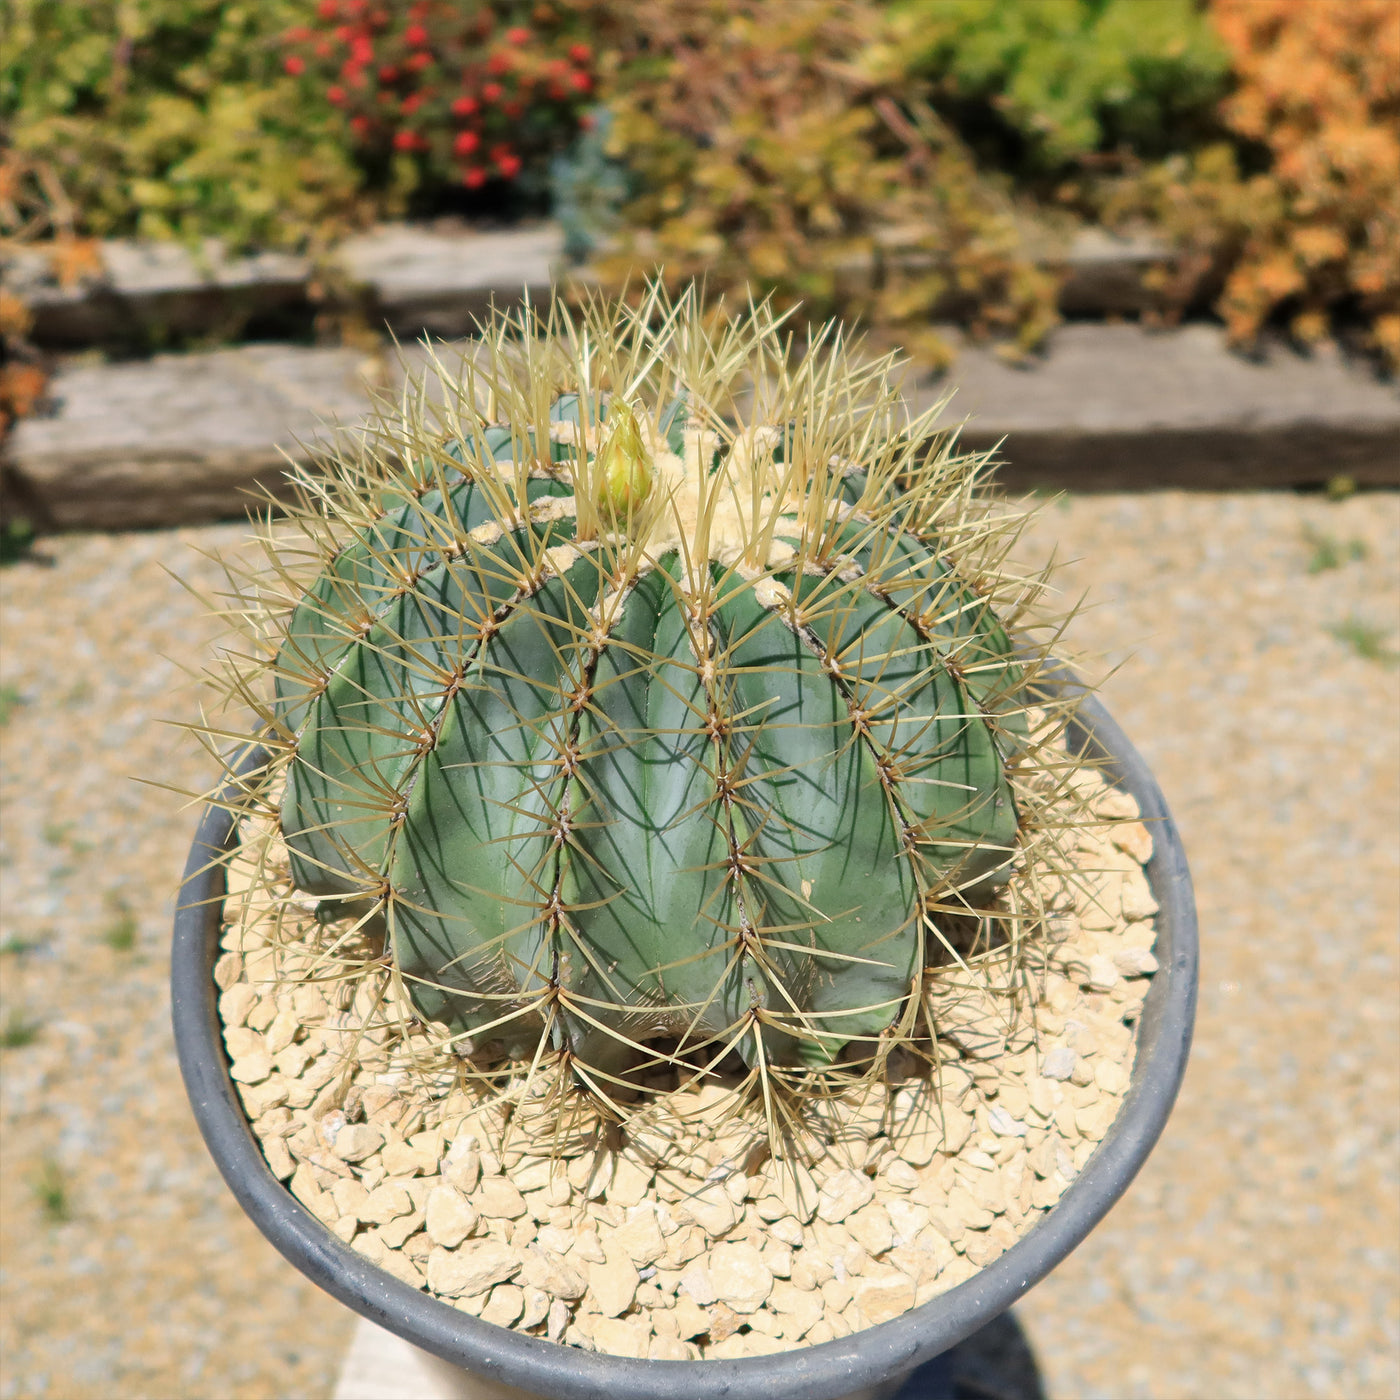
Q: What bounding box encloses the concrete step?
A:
[5,324,1396,532]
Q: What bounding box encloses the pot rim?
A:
[172,678,1197,1400]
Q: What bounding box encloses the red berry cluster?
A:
[281,1,597,190]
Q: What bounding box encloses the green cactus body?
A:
[266,306,1028,1076]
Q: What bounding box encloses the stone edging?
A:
[6,223,1157,350]
[3,320,1396,531]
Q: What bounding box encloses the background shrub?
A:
[874,0,1231,175]
[1,0,369,252]
[2,0,1395,370]
[280,0,599,208]
[588,0,1059,366]
[1103,0,1400,366]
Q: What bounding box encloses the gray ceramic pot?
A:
[173,680,1196,1400]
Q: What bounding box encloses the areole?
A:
[172,676,1197,1400]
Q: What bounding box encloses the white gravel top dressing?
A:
[218,750,1159,1362]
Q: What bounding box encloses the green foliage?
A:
[1327,616,1399,668]
[209,287,1087,1094]
[877,0,1230,172]
[31,1159,71,1223]
[102,901,139,952]
[0,685,22,726]
[551,106,630,262]
[1,1010,42,1048]
[1302,526,1366,576]
[0,517,38,566]
[2,0,369,250]
[0,933,45,955]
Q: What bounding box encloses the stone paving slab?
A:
[6,324,1397,531]
[333,1320,558,1400]
[4,344,380,530]
[336,223,563,339]
[916,323,1400,491]
[0,492,1395,1400]
[5,239,313,348]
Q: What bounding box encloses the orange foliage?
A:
[1116,0,1399,365]
[0,364,48,433]
[1215,0,1399,360]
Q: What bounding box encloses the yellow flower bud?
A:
[594,401,653,517]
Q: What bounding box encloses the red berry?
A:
[392,130,419,151]
[407,51,431,71]
[284,25,312,43]
[502,100,523,118]
[482,82,503,102]
[313,37,332,57]
[569,43,592,63]
[283,55,306,76]
[378,64,398,83]
[401,92,423,114]
[569,70,591,93]
[327,85,347,104]
[350,35,372,62]
[505,26,530,45]
[317,0,340,18]
[497,154,522,179]
[404,23,428,45]
[409,0,430,17]
[453,130,480,155]
[487,51,512,75]
[451,95,478,115]
[462,167,487,188]
[579,112,596,131]
[349,114,371,134]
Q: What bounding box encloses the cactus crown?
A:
[197,282,1095,1124]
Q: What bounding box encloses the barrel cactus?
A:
[209,285,1079,1101]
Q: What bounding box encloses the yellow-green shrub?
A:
[590,0,1058,366]
[1,0,371,251]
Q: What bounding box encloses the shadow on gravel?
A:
[892,1310,1046,1400]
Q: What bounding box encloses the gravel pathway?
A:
[1,491,1396,1400]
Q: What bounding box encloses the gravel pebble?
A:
[426,1241,521,1298]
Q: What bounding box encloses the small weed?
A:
[0,935,42,955]
[1327,616,1400,667]
[0,517,37,565]
[40,822,90,860]
[1325,475,1357,502]
[102,904,138,952]
[1304,526,1367,574]
[32,1159,71,1224]
[1,1010,43,1048]
[0,685,22,726]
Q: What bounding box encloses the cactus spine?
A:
[208,284,1079,1101]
